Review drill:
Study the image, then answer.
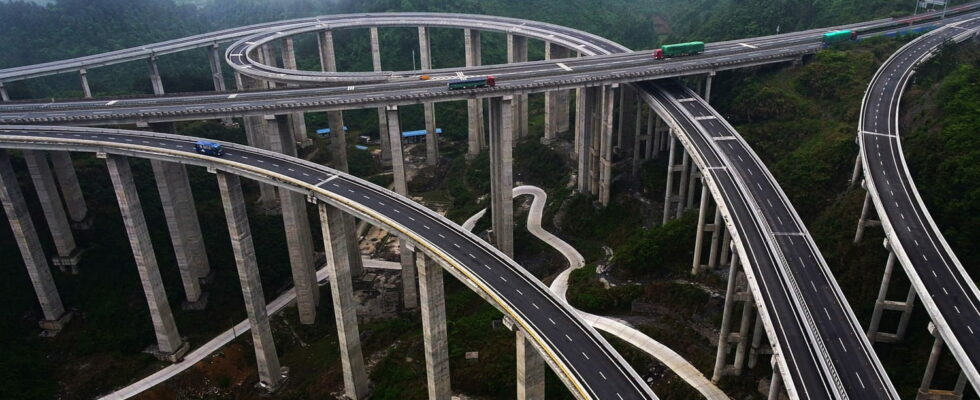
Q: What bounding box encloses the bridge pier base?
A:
[516,329,546,400]
[24,150,82,273]
[319,202,370,399]
[0,150,70,335]
[489,96,515,257]
[417,253,452,400]
[465,29,486,159]
[272,115,320,325]
[79,69,92,98]
[866,247,916,343]
[917,323,968,400]
[217,172,287,392]
[507,34,529,140]
[106,155,187,362]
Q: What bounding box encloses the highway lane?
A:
[0,125,656,400]
[643,81,897,399]
[859,19,980,389]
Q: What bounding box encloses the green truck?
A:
[653,41,705,59]
[822,30,857,47]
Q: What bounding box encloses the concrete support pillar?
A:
[544,43,570,143]
[616,85,637,158]
[280,38,310,148]
[106,155,186,360]
[49,151,90,229]
[235,72,279,211]
[465,29,486,158]
[415,27,439,165]
[663,132,683,224]
[704,72,715,103]
[516,329,545,400]
[489,96,515,257]
[768,367,783,400]
[576,87,599,194]
[371,27,393,167]
[598,85,617,206]
[318,30,337,73]
[854,190,880,243]
[748,313,765,369]
[693,185,711,275]
[733,297,755,375]
[719,227,732,268]
[0,150,69,334]
[916,323,967,400]
[707,209,723,270]
[271,115,320,325]
[0,81,9,101]
[849,153,863,189]
[79,69,92,98]
[318,203,370,399]
[216,172,285,391]
[147,56,165,96]
[208,44,227,92]
[676,151,691,219]
[866,249,917,343]
[385,105,418,310]
[686,165,700,211]
[417,253,452,400]
[632,106,648,177]
[23,150,81,271]
[712,252,740,383]
[507,34,529,139]
[151,159,209,306]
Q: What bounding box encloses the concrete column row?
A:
[0,150,70,334]
[598,85,617,206]
[576,86,600,195]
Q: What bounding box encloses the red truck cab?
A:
[486,75,496,87]
[653,49,665,60]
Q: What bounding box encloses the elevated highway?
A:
[857,18,980,392]
[0,5,978,400]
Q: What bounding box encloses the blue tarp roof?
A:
[402,128,442,138]
[315,126,349,135]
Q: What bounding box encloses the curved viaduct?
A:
[0,6,978,400]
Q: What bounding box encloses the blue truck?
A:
[195,141,224,157]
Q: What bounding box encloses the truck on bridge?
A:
[653,41,705,59]
[822,29,858,47]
